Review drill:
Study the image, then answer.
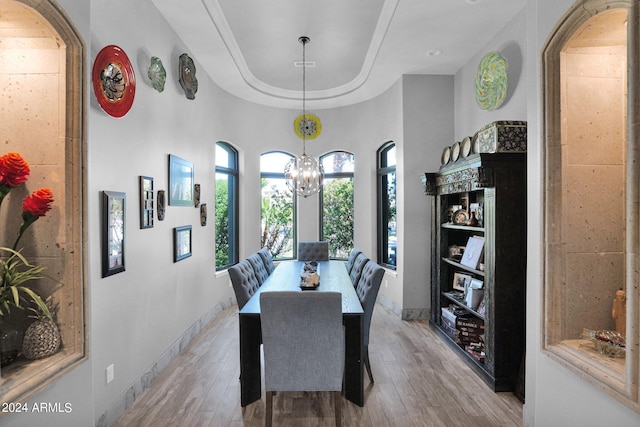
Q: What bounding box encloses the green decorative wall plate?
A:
[475,51,508,111]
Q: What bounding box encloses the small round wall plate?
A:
[472,134,480,154]
[148,56,167,93]
[451,142,461,162]
[452,209,469,225]
[178,53,198,100]
[461,136,472,158]
[92,45,136,118]
[441,146,451,165]
[294,113,322,139]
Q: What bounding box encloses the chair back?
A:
[297,241,329,261]
[228,259,261,309]
[260,291,344,392]
[349,253,369,285]
[257,248,276,274]
[247,253,269,285]
[345,247,363,274]
[355,261,385,346]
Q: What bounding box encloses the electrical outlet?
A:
[106,364,115,384]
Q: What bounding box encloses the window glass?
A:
[377,143,397,269]
[320,152,354,259]
[261,152,296,259]
[215,142,239,270]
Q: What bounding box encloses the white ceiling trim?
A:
[202,0,399,102]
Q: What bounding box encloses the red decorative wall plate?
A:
[92,45,136,118]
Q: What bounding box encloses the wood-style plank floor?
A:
[113,304,522,427]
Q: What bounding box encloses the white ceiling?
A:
[152,0,527,109]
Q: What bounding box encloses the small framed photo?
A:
[139,176,154,229]
[174,225,192,262]
[169,154,194,206]
[452,272,472,292]
[102,191,126,277]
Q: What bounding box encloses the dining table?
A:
[238,260,365,407]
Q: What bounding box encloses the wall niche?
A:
[543,0,640,413]
[0,0,86,406]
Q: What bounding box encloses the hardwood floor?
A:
[113,304,522,427]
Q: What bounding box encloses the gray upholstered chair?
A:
[349,252,369,286]
[297,241,329,261]
[228,259,261,310]
[355,260,385,383]
[247,252,270,285]
[260,291,344,427]
[257,247,276,274]
[345,247,363,274]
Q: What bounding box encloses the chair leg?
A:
[334,391,342,427]
[364,346,374,383]
[266,391,273,427]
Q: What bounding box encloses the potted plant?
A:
[0,152,58,367]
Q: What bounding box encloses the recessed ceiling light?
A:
[426,49,443,57]
[466,0,480,4]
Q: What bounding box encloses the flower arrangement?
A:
[0,152,55,319]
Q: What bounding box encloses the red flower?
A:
[22,188,54,217]
[0,152,30,187]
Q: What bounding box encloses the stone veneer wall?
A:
[561,42,626,338]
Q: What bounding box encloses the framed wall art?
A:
[139,176,154,229]
[174,225,192,262]
[169,154,194,206]
[102,191,126,277]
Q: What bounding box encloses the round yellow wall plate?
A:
[294,113,322,139]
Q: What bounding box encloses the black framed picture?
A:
[174,225,192,262]
[169,154,194,206]
[139,176,154,229]
[102,191,126,277]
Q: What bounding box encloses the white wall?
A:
[525,0,639,426]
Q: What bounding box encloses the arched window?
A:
[377,142,396,269]
[260,152,296,260]
[320,151,355,259]
[215,142,239,270]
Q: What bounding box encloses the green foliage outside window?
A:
[322,179,354,259]
[215,178,230,267]
[260,179,294,259]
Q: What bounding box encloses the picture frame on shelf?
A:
[453,272,472,292]
[139,176,154,229]
[101,191,126,277]
[174,225,192,262]
[169,154,194,206]
[461,235,485,269]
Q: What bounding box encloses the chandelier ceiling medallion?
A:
[284,36,324,198]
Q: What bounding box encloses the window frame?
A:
[215,141,239,271]
[376,142,397,270]
[319,151,355,260]
[260,151,297,260]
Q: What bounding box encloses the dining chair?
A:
[260,291,344,427]
[297,241,330,261]
[247,252,270,285]
[257,247,276,274]
[355,260,385,383]
[345,247,363,274]
[228,259,261,310]
[349,252,369,286]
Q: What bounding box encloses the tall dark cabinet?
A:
[425,150,526,393]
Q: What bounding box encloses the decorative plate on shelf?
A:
[461,136,472,158]
[92,45,136,118]
[452,209,469,225]
[148,56,166,93]
[441,146,451,165]
[178,53,198,100]
[475,51,508,111]
[451,141,461,162]
[294,113,322,139]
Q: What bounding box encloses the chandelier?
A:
[284,36,324,198]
